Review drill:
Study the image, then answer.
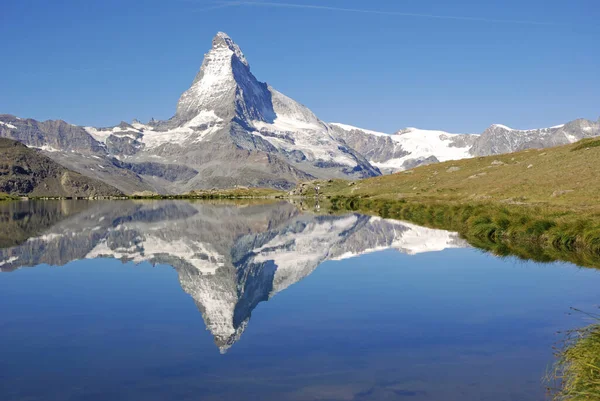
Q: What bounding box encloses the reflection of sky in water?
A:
[1,246,599,401]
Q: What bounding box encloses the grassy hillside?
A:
[0,192,18,201]
[294,139,600,266]
[306,137,600,210]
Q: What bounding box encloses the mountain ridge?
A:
[1,32,598,193]
[0,138,123,197]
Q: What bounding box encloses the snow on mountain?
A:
[0,121,17,130]
[250,94,365,169]
[175,31,274,124]
[330,123,388,137]
[84,111,224,150]
[330,123,476,173]
[490,124,513,130]
[379,127,474,171]
[331,117,600,173]
[470,119,600,156]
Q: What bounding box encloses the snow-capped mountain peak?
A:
[490,124,513,130]
[175,31,274,124]
[213,31,248,66]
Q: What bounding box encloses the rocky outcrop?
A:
[330,123,477,173]
[470,119,600,156]
[0,138,123,197]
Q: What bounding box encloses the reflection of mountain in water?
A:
[0,200,467,352]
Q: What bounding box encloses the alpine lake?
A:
[0,200,598,401]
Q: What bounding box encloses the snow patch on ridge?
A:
[142,111,223,149]
[84,126,142,144]
[374,128,473,170]
[330,123,388,137]
[248,87,362,166]
[0,121,17,129]
[85,110,223,149]
[491,124,513,130]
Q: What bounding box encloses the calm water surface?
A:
[0,200,598,401]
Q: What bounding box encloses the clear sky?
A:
[1,0,598,133]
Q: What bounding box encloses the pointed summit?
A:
[212,32,248,66]
[175,31,275,124]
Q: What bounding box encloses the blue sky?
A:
[1,0,598,133]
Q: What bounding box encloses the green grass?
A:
[327,196,600,268]
[128,187,284,200]
[571,138,600,152]
[0,192,18,201]
[548,314,600,401]
[302,139,600,210]
[288,139,600,267]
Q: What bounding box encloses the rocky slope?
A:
[330,123,477,174]
[0,138,123,197]
[1,32,598,190]
[0,201,467,351]
[329,118,600,173]
[470,119,600,156]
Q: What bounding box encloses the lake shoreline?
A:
[3,193,599,270]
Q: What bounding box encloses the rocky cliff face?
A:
[0,201,467,351]
[175,32,275,125]
[0,138,123,197]
[330,123,477,173]
[470,119,600,156]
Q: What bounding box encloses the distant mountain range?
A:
[1,32,598,193]
[0,201,467,351]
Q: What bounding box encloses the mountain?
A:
[1,32,598,191]
[330,123,477,174]
[0,200,467,351]
[0,33,379,194]
[329,118,600,173]
[0,116,158,194]
[0,138,123,197]
[470,119,600,156]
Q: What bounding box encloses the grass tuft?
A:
[327,196,600,269]
[548,315,600,401]
[571,138,600,152]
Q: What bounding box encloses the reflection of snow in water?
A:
[0,201,467,351]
